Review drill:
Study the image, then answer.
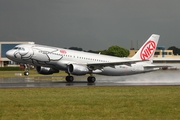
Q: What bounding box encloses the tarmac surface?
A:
[0,70,180,88]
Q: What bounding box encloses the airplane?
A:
[6,34,162,83]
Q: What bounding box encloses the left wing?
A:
[87,60,147,69]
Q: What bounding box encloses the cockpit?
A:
[6,44,33,62]
[13,47,25,51]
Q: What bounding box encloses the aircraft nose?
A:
[6,50,14,59]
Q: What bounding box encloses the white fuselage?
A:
[6,44,157,76]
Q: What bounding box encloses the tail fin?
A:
[132,34,160,62]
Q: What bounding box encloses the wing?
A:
[87,60,147,69]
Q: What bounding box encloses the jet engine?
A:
[68,64,90,75]
[36,66,59,75]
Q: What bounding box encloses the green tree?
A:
[69,47,83,51]
[101,45,129,57]
[98,50,108,55]
[168,46,180,55]
[87,50,98,54]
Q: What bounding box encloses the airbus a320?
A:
[6,34,163,83]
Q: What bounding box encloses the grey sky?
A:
[0,0,180,50]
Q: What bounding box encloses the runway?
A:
[0,70,180,88]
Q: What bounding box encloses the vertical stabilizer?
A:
[132,34,160,62]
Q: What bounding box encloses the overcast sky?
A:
[1,0,180,50]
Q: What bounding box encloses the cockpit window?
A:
[13,47,19,49]
[13,47,25,51]
[21,47,25,51]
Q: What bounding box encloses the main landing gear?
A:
[65,74,96,83]
[87,76,96,83]
[65,75,74,82]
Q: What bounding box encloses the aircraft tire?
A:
[87,76,96,83]
[66,76,74,82]
[24,71,29,76]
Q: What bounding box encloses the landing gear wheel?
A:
[66,76,74,82]
[24,71,29,76]
[87,76,96,83]
[23,64,30,76]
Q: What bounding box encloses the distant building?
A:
[0,42,34,67]
[129,46,179,58]
[129,46,174,58]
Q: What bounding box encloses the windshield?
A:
[13,47,25,51]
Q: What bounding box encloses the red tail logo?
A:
[140,40,156,60]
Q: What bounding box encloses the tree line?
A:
[168,46,180,55]
[68,46,129,57]
[68,46,180,57]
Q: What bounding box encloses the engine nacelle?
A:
[68,64,90,75]
[36,66,59,75]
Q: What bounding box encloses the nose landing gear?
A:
[24,71,29,76]
[23,64,30,76]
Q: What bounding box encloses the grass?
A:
[0,70,180,119]
[0,86,180,120]
[0,67,23,71]
[0,70,67,78]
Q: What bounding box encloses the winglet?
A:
[132,34,160,62]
